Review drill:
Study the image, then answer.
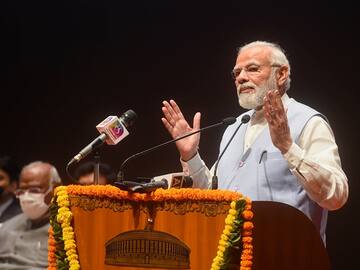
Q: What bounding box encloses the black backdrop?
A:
[1,1,359,268]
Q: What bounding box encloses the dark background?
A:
[1,1,359,268]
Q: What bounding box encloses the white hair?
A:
[22,161,61,186]
[238,41,291,92]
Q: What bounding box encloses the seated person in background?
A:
[74,161,116,185]
[0,155,22,224]
[0,161,61,270]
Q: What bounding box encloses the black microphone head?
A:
[222,117,237,126]
[120,109,137,128]
[182,176,193,188]
[241,114,251,124]
[159,178,169,188]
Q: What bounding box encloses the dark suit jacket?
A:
[0,196,22,223]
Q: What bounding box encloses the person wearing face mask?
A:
[161,41,349,244]
[0,155,22,224]
[0,161,61,269]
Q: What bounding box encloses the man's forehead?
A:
[236,46,271,65]
[20,165,50,186]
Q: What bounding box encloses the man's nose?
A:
[236,70,249,84]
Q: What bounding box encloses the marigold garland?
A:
[48,185,253,270]
[48,186,80,270]
[47,227,57,269]
[210,199,254,270]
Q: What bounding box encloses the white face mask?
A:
[19,187,51,220]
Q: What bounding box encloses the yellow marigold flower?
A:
[69,263,80,270]
[225,216,235,225]
[64,242,77,250]
[56,194,68,201]
[64,239,76,245]
[57,213,72,224]
[69,260,80,266]
[58,206,70,213]
[66,249,78,256]
[62,227,73,234]
[68,254,79,261]
[57,199,70,207]
[229,209,237,216]
[55,186,66,193]
[221,234,228,241]
[219,239,228,247]
[223,227,231,235]
[63,232,74,241]
[61,220,71,226]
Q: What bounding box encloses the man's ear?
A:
[277,66,289,91]
[45,190,53,205]
[45,183,61,205]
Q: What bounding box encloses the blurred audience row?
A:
[0,155,116,269]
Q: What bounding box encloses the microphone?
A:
[211,114,250,189]
[114,173,192,191]
[151,172,193,189]
[130,179,169,193]
[67,110,137,167]
[170,174,193,189]
[116,117,236,182]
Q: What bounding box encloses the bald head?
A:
[19,161,60,192]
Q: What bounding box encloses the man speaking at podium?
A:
[161,40,348,243]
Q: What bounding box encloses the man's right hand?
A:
[161,100,201,161]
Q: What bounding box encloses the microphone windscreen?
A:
[241,114,251,124]
[181,176,193,188]
[222,117,237,126]
[120,109,137,128]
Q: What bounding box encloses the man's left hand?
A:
[263,90,292,154]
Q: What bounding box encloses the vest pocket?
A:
[261,151,301,203]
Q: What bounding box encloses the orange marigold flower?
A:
[241,249,253,255]
[242,236,253,243]
[242,210,254,220]
[240,260,253,267]
[242,230,253,236]
[243,243,253,250]
[243,221,254,230]
[241,254,253,260]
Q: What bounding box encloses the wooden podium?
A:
[251,201,330,270]
[47,185,330,270]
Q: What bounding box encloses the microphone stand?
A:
[211,114,251,189]
[93,149,101,185]
[117,121,228,182]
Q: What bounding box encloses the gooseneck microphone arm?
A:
[211,114,250,189]
[117,117,236,182]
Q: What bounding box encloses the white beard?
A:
[238,72,278,110]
